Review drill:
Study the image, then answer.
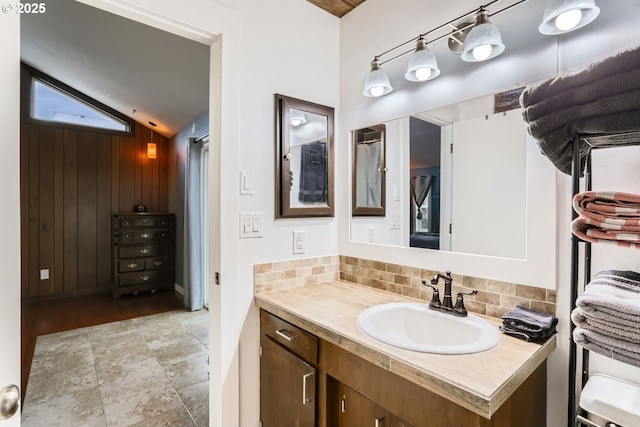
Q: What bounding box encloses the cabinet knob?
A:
[127,263,138,269]
[153,261,163,266]
[140,248,150,254]
[140,233,151,238]
[0,385,20,420]
[141,275,150,281]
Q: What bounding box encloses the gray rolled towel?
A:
[501,306,558,338]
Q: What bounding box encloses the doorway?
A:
[18,1,219,426]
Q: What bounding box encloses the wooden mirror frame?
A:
[275,94,335,218]
[352,124,386,216]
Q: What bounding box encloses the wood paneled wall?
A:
[20,122,169,298]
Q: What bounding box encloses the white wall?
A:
[339,0,640,426]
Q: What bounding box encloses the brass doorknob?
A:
[0,384,20,420]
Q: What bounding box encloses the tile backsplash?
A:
[339,256,556,318]
[254,255,340,294]
[253,255,556,319]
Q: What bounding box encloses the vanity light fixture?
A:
[405,37,440,82]
[461,8,506,62]
[538,0,600,35]
[290,109,307,127]
[361,0,601,98]
[363,58,393,97]
[147,121,157,159]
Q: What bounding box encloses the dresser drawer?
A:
[260,310,318,364]
[145,257,169,270]
[133,230,169,241]
[119,244,169,259]
[118,260,145,273]
[118,270,169,286]
[132,216,172,228]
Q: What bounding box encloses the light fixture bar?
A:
[376,0,528,66]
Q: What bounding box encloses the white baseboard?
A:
[174,283,184,295]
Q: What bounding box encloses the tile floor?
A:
[22,309,209,427]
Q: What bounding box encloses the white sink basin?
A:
[356,302,500,354]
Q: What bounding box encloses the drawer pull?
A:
[302,372,314,405]
[375,416,385,427]
[140,233,151,238]
[153,260,163,266]
[140,248,150,254]
[127,263,138,269]
[275,329,295,342]
[140,275,151,281]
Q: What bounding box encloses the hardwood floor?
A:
[21,289,185,403]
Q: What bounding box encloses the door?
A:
[338,383,388,427]
[260,336,316,427]
[1,9,22,427]
[338,383,413,427]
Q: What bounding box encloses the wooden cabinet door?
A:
[338,382,389,427]
[260,335,316,427]
[338,383,414,427]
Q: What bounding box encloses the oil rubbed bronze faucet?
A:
[422,271,477,317]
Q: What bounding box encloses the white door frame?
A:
[3,1,241,425]
[0,9,22,427]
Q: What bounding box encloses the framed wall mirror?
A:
[275,94,334,218]
[352,124,386,216]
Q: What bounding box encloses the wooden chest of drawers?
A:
[111,213,175,298]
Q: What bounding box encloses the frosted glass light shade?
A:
[405,38,440,82]
[363,59,393,97]
[539,0,600,35]
[290,109,307,127]
[461,10,505,62]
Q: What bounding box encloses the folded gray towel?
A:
[499,324,555,343]
[521,44,640,107]
[572,307,640,342]
[522,68,640,123]
[527,89,640,139]
[573,327,640,368]
[501,306,558,341]
[575,270,640,329]
[519,44,640,175]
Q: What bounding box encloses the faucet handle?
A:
[422,280,441,309]
[453,290,477,316]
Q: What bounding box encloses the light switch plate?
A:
[240,171,254,195]
[239,212,262,238]
[40,269,49,280]
[390,212,400,230]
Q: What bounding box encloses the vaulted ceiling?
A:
[20,0,210,137]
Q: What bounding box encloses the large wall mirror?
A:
[350,90,528,259]
[275,94,335,218]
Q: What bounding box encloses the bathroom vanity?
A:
[256,281,555,427]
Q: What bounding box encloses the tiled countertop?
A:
[254,280,556,419]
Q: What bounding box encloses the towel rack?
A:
[569,131,640,427]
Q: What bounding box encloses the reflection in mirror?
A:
[353,124,386,216]
[275,94,334,218]
[289,108,329,208]
[350,90,528,259]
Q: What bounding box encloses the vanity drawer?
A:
[260,309,318,364]
[119,244,169,259]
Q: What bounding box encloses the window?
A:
[23,64,134,134]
